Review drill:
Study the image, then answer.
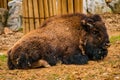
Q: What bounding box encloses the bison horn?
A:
[105,43,111,48]
[81,20,94,29]
[86,23,94,28]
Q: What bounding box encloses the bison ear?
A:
[81,19,94,31]
[91,14,102,22]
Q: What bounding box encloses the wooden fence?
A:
[0,0,11,9]
[22,0,83,34]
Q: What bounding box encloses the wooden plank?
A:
[28,0,35,31]
[4,0,7,9]
[43,0,49,18]
[62,0,67,15]
[2,0,4,8]
[74,0,83,13]
[26,0,30,34]
[0,0,1,8]
[25,0,30,33]
[38,0,45,25]
[52,0,57,15]
[74,0,80,13]
[22,0,26,34]
[0,0,4,8]
[33,0,40,29]
[23,0,30,34]
[79,0,83,13]
[57,0,62,15]
[48,0,54,16]
[68,0,74,14]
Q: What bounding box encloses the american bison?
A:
[7,13,110,69]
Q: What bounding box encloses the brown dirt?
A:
[0,13,120,80]
[0,32,23,55]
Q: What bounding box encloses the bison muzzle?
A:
[7,13,110,69]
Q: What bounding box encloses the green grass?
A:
[0,55,7,62]
[110,35,120,43]
[18,27,23,32]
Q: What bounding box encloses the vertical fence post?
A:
[38,0,45,25]
[74,0,80,13]
[0,0,1,7]
[57,0,62,15]
[68,0,74,14]
[33,0,40,29]
[48,0,54,17]
[62,0,68,15]
[22,0,26,34]
[80,0,83,13]
[0,0,4,8]
[43,0,49,19]
[3,0,7,9]
[28,0,35,31]
[74,0,83,13]
[23,0,30,34]
[53,0,57,15]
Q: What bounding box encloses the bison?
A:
[7,13,110,69]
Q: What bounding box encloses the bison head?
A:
[80,14,110,60]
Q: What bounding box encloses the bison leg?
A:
[31,59,51,68]
[63,53,89,64]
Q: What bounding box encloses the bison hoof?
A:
[32,59,51,68]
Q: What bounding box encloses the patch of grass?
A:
[18,27,23,32]
[0,55,7,62]
[110,35,120,43]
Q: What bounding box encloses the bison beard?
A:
[7,13,110,69]
[85,44,108,60]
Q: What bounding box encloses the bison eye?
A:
[92,30,99,35]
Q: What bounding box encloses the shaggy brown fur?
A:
[7,13,110,69]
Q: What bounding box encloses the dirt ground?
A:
[0,13,120,80]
